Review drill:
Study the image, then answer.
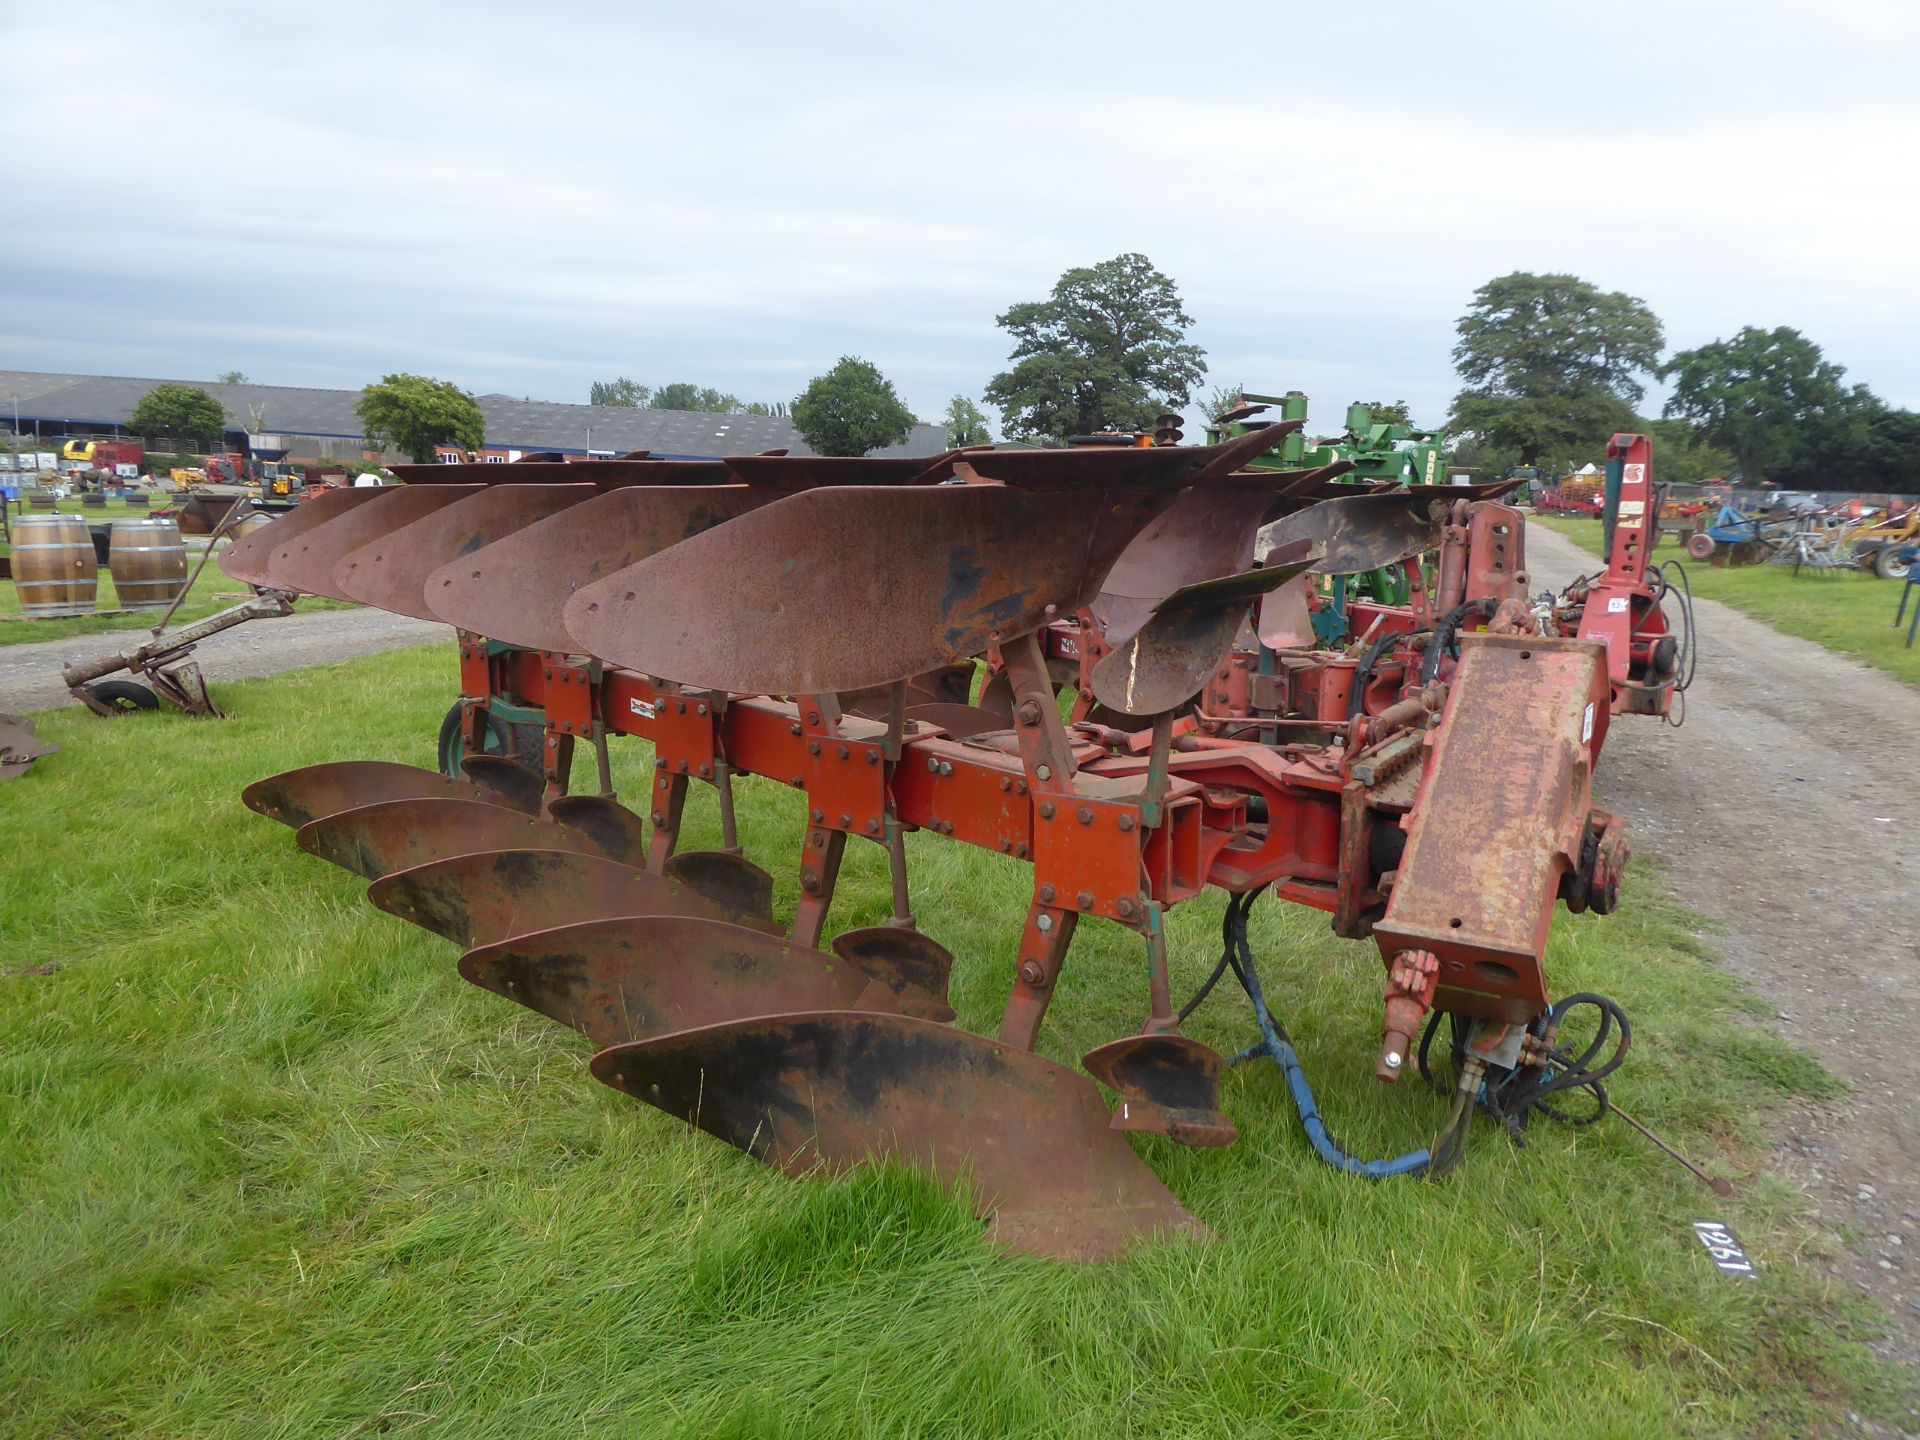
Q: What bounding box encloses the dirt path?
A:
[1526,524,1920,1387]
[0,607,447,713]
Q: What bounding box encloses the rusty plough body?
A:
[229,425,1688,1258]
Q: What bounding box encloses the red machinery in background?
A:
[219,427,1701,1258]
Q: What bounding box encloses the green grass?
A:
[1,499,349,645]
[1,646,1910,1438]
[1532,514,1920,685]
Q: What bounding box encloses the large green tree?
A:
[791,357,916,457]
[1640,418,1738,487]
[356,374,484,463]
[589,377,650,407]
[943,395,992,447]
[985,253,1206,442]
[1661,326,1860,486]
[130,383,228,443]
[1448,272,1664,467]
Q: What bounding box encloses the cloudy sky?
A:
[3,0,1916,436]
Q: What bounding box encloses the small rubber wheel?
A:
[1876,546,1911,581]
[84,679,160,713]
[436,702,545,777]
[1685,533,1714,560]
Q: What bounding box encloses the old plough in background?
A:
[228,419,1699,1258]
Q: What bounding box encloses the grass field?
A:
[0,498,347,646]
[1532,514,1920,686]
[1,645,1910,1438]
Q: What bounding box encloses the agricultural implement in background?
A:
[63,498,296,717]
[227,425,1701,1259]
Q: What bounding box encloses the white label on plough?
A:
[1581,703,1595,744]
[629,698,657,719]
[1618,500,1646,519]
[1607,597,1629,614]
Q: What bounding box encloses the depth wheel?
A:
[437,702,545,778]
[83,679,160,714]
[1876,546,1912,581]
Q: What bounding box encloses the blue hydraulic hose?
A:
[1224,892,1434,1179]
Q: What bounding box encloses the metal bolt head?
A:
[927,756,940,773]
[1384,1051,1403,1070]
[865,751,879,765]
[1018,960,1045,986]
[1115,897,1135,918]
[837,745,849,760]
[812,809,824,823]
[697,703,708,715]
[1017,699,1042,727]
[1039,801,1056,820]
[697,763,711,777]
[1038,884,1057,903]
[1076,806,1094,825]
[938,761,953,777]
[1076,890,1095,910]
[650,811,665,825]
[1035,764,1052,782]
[838,813,851,828]
[1118,814,1136,832]
[1035,913,1054,933]
[802,873,820,892]
[865,819,881,835]
[808,741,822,756]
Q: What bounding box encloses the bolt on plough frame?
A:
[227,423,1691,1258]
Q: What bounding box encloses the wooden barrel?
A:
[229,509,275,543]
[12,513,98,616]
[108,516,189,610]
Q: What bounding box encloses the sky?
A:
[2,0,1916,438]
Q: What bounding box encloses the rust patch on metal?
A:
[219,487,385,589]
[242,760,537,829]
[295,796,613,879]
[425,486,773,651]
[459,915,870,1046]
[335,484,596,621]
[590,1010,1204,1260]
[368,847,750,948]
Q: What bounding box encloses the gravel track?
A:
[1526,524,1920,1397]
[0,606,447,713]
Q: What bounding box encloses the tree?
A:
[1640,418,1738,487]
[215,370,249,385]
[744,400,790,418]
[984,253,1206,442]
[1448,272,1664,467]
[1353,400,1413,428]
[943,396,992,447]
[791,357,916,457]
[651,383,741,413]
[1204,381,1245,421]
[590,377,650,407]
[356,374,484,463]
[130,383,228,443]
[1662,326,1859,487]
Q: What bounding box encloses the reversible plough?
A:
[227,423,1694,1258]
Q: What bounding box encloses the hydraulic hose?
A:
[1204,890,1436,1179]
[1419,598,1498,686]
[1347,628,1429,723]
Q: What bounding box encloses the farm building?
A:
[0,369,950,464]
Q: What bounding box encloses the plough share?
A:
[229,424,1691,1258]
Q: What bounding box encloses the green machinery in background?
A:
[1206,391,1447,615]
